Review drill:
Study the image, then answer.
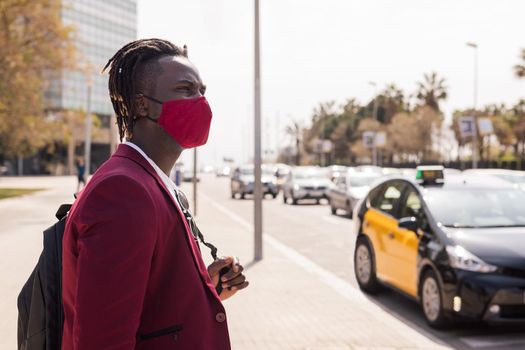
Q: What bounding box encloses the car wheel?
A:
[346,201,353,215]
[354,236,382,294]
[330,203,337,215]
[420,269,449,328]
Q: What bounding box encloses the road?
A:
[186,174,525,350]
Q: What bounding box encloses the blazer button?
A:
[215,312,226,323]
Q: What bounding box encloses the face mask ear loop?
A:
[140,93,164,105]
[138,93,163,122]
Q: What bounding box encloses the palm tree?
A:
[416,72,448,112]
[514,49,525,78]
[382,83,405,123]
[285,119,302,165]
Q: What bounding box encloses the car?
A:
[216,165,232,177]
[329,171,381,216]
[353,165,525,328]
[355,165,383,175]
[464,168,525,190]
[326,165,348,182]
[272,163,291,191]
[230,165,279,199]
[282,166,332,205]
[182,169,200,182]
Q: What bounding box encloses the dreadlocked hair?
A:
[103,38,184,141]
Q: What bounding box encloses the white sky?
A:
[137,0,524,168]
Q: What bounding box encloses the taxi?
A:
[353,166,525,328]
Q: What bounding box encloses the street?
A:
[186,174,525,350]
[1,175,525,349]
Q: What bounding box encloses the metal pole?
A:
[467,42,478,169]
[193,148,198,216]
[369,82,378,166]
[254,0,263,261]
[473,45,478,168]
[84,83,92,177]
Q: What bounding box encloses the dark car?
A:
[230,165,278,199]
[353,166,525,328]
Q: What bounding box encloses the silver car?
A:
[230,165,279,199]
[282,166,332,205]
[328,171,381,215]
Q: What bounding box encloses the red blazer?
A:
[62,144,231,350]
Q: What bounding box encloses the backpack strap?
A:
[55,204,72,220]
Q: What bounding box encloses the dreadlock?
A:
[103,38,184,141]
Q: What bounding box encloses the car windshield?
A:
[348,175,379,187]
[425,189,525,228]
[293,168,324,180]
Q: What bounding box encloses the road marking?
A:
[199,191,450,349]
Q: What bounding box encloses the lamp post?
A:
[466,42,478,168]
[84,77,93,178]
[253,0,263,261]
[369,81,378,166]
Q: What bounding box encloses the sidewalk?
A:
[0,176,451,349]
[191,185,450,350]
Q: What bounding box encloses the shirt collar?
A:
[123,141,178,192]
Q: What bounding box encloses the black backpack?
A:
[17,204,71,350]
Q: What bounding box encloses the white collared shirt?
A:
[123,141,178,204]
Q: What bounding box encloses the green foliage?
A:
[0,0,75,157]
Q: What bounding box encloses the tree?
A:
[0,0,75,159]
[515,49,525,79]
[415,72,448,112]
[381,83,406,123]
[284,119,303,165]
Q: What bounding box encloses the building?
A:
[43,0,137,175]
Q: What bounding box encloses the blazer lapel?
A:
[113,144,222,301]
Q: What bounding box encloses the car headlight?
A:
[293,184,301,191]
[446,245,497,273]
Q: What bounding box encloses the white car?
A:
[282,166,332,205]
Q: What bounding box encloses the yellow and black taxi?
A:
[353,166,525,328]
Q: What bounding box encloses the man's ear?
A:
[134,94,149,118]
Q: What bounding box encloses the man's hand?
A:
[207,256,249,301]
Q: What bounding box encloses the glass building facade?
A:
[46,0,137,117]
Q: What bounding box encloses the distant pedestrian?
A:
[61,38,248,350]
[75,158,86,192]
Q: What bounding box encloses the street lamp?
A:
[84,75,93,178]
[369,81,378,166]
[253,0,263,261]
[466,42,478,168]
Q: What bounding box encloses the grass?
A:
[0,188,44,200]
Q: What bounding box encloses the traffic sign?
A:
[477,118,493,136]
[459,116,476,138]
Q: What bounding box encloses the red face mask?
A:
[143,95,213,149]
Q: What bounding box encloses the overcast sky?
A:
[137,0,524,168]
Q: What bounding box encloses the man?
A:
[75,157,86,193]
[62,38,248,350]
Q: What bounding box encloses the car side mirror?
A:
[398,216,419,235]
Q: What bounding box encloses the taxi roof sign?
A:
[416,165,445,186]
